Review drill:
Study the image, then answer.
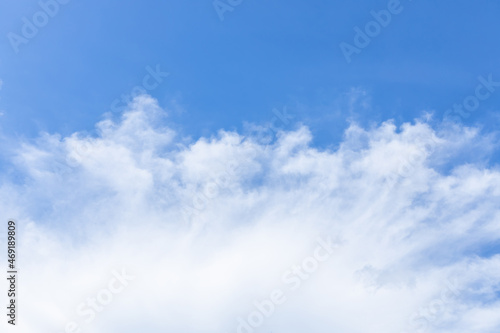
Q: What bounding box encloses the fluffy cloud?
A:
[1,95,500,333]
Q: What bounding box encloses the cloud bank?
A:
[1,95,500,333]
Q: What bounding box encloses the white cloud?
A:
[1,95,500,332]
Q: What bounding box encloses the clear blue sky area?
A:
[0,0,499,147]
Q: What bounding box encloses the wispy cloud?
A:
[1,95,500,332]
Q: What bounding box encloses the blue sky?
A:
[1,0,500,142]
[1,1,500,332]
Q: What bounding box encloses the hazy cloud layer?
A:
[1,95,500,332]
